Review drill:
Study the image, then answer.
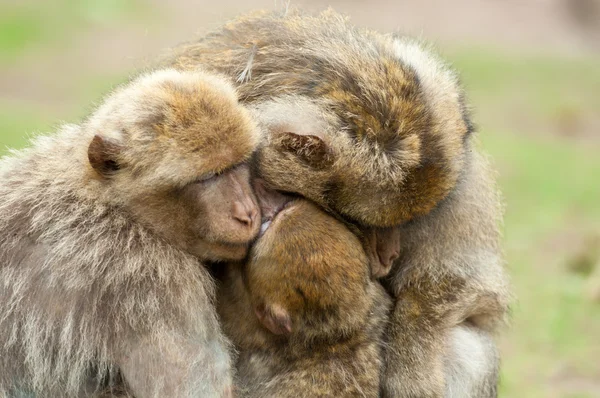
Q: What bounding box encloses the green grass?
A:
[481,129,600,397]
[0,103,52,153]
[0,10,45,61]
[451,50,600,116]
[0,0,146,64]
[0,0,148,153]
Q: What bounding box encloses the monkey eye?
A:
[195,172,217,183]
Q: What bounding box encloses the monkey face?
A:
[88,141,261,262]
[179,163,261,261]
[245,185,371,338]
[85,70,262,262]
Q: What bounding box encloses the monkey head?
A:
[244,181,372,340]
[250,38,471,230]
[84,69,261,261]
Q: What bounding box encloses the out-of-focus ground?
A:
[1,1,599,397]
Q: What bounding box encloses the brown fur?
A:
[217,192,391,397]
[161,9,510,397]
[379,150,509,398]
[0,69,260,397]
[161,9,467,227]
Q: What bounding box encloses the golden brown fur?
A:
[0,69,261,397]
[162,9,467,227]
[161,9,510,397]
[217,189,391,397]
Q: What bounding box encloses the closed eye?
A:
[195,172,217,183]
[194,163,246,185]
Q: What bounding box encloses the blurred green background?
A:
[1,0,599,396]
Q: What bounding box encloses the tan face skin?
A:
[184,164,260,261]
[127,164,260,262]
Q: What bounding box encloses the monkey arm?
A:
[381,152,509,398]
[119,330,233,398]
[382,274,505,398]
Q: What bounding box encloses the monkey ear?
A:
[88,135,123,177]
[362,226,402,279]
[254,303,292,336]
[274,132,335,169]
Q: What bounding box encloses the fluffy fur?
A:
[163,9,469,227]
[444,324,500,397]
[161,9,511,397]
[218,199,391,397]
[0,69,260,397]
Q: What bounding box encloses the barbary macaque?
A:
[0,69,261,397]
[162,9,511,397]
[217,181,391,397]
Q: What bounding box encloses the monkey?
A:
[216,180,392,397]
[0,68,262,398]
[160,9,511,397]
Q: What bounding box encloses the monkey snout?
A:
[232,200,259,228]
[385,250,400,267]
[372,250,399,279]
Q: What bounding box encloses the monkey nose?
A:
[382,251,400,270]
[232,201,258,228]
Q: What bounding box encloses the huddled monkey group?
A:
[0,8,510,398]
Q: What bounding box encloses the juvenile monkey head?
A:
[244,181,371,340]
[84,69,261,261]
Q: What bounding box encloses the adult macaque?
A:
[0,69,260,397]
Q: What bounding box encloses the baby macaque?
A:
[0,69,261,397]
[217,181,392,398]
